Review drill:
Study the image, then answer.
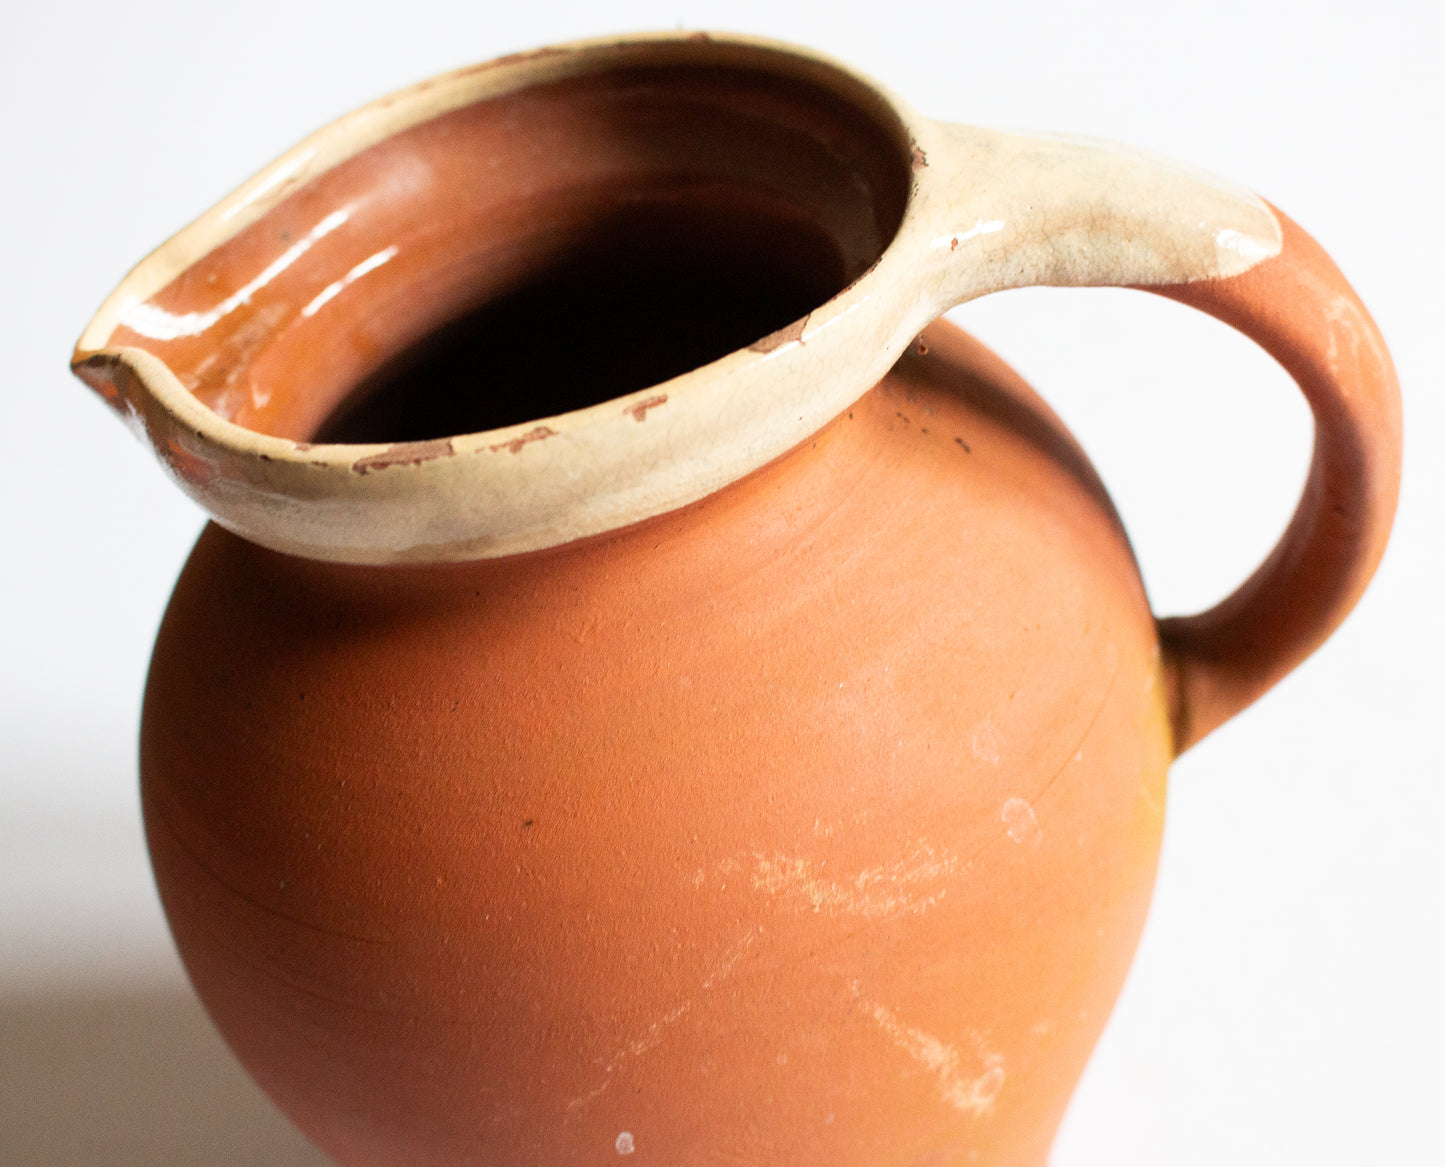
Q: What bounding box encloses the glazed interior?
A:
[110,59,912,444]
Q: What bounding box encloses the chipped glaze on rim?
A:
[72,31,1282,565]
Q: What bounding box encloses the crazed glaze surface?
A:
[72,32,1281,564]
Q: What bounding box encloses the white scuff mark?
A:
[709,843,959,920]
[120,208,352,340]
[1001,797,1042,846]
[566,1079,610,1111]
[625,1000,693,1060]
[569,928,762,1116]
[301,244,398,317]
[615,1131,635,1155]
[700,929,758,991]
[859,989,1006,1117]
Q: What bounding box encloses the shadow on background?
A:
[0,985,335,1166]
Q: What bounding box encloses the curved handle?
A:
[1147,209,1401,751]
[922,125,1402,753]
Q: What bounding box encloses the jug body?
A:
[71,31,1400,1167]
[143,323,1171,1166]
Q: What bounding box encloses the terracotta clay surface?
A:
[73,31,1402,1167]
[144,322,1172,1167]
[1150,209,1401,748]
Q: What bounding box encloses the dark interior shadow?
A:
[0,984,334,1166]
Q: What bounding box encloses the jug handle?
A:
[925,128,1401,753]
[1139,207,1401,752]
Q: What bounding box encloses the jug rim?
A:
[72,31,1280,564]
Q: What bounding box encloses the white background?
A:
[2,1,1441,1164]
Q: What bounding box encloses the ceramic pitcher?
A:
[72,32,1400,1167]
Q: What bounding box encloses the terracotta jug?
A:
[72,33,1400,1167]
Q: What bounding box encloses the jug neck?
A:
[73,35,932,564]
[72,32,1280,565]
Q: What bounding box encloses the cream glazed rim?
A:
[72,30,1283,565]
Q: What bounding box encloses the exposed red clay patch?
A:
[626,393,669,422]
[73,354,132,411]
[911,142,928,170]
[80,368,119,404]
[489,425,558,455]
[749,314,810,354]
[352,438,455,474]
[164,437,220,487]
